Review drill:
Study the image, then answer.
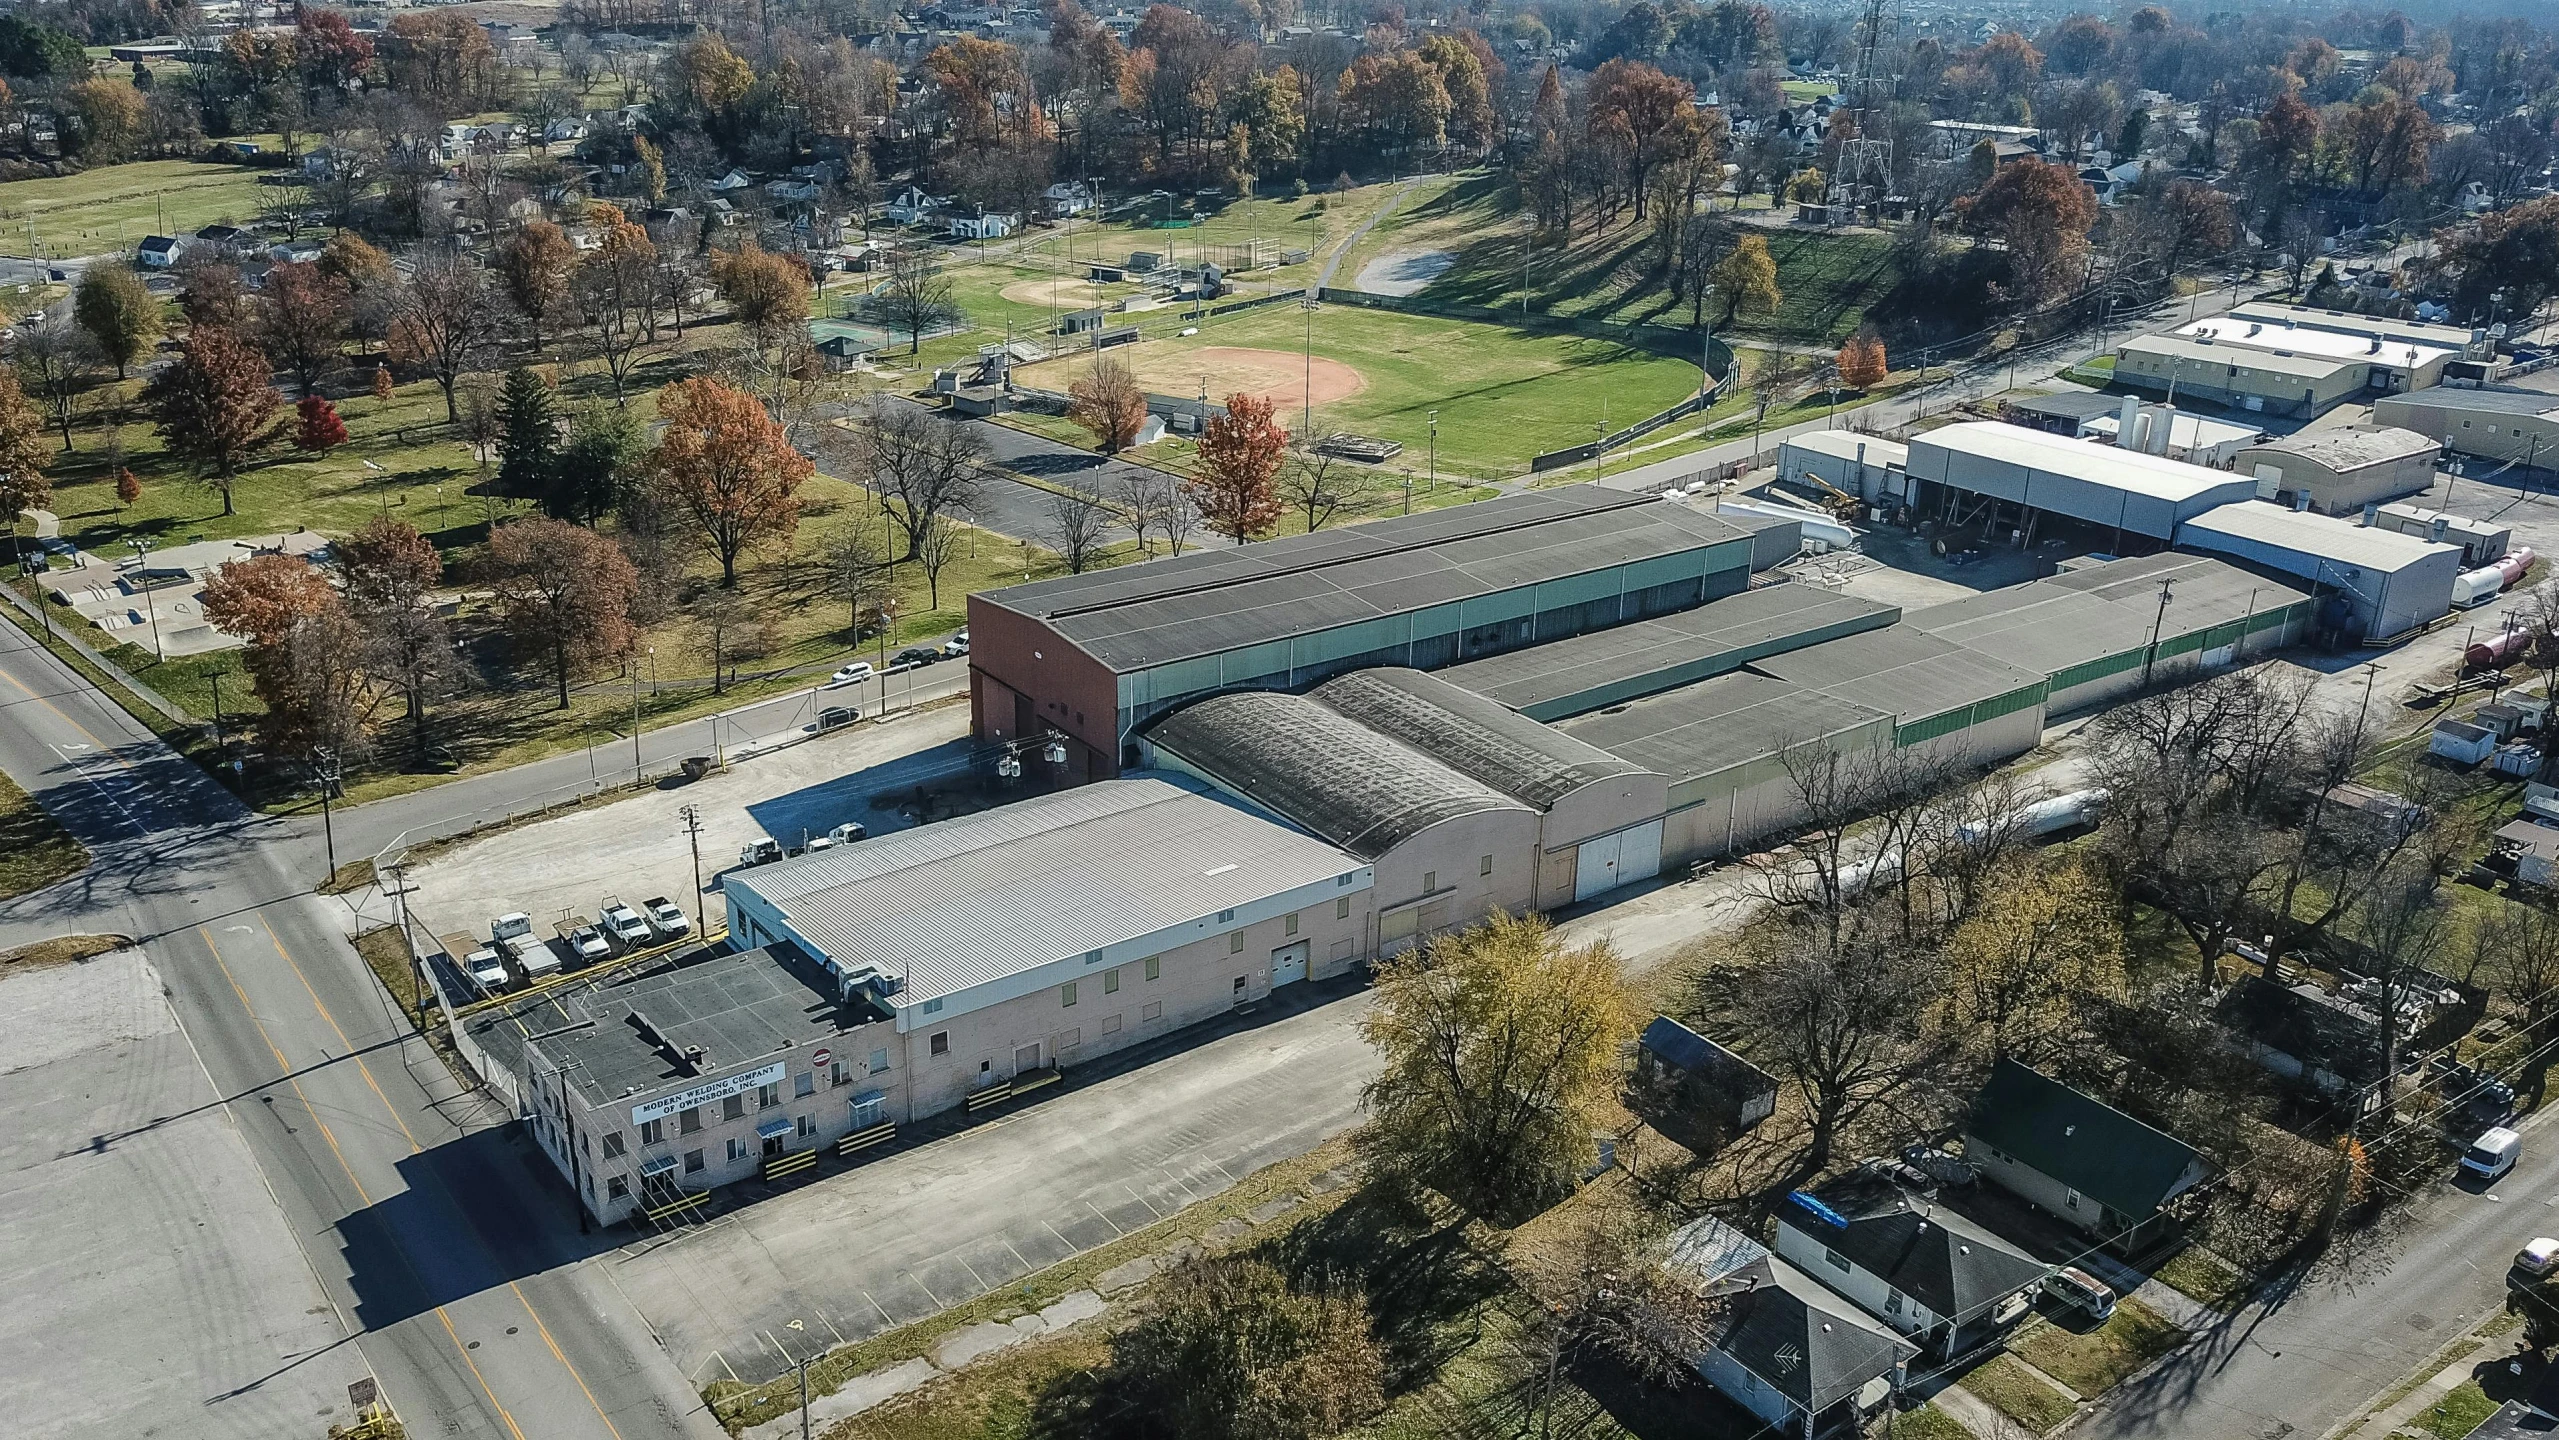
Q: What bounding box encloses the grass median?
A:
[0,771,87,900]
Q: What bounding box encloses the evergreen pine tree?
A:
[495,367,560,501]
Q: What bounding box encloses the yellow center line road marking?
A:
[255,913,631,1440]
[200,923,531,1440]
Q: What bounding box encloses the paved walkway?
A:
[1314,176,1419,290]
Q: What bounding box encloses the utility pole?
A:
[386,859,429,1034]
[127,536,164,662]
[2139,578,2175,688]
[678,804,706,938]
[1427,409,1438,498]
[313,746,341,882]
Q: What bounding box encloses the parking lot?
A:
[405,704,973,974]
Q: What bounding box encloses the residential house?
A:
[948,210,1017,240]
[709,167,754,193]
[1666,1217,1917,1440]
[1043,180,1097,217]
[1772,1174,2049,1359]
[2215,973,2389,1099]
[194,224,248,254]
[136,235,185,268]
[884,185,942,225]
[1964,1057,2211,1249]
[544,117,592,144]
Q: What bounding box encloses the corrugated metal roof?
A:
[1558,671,1890,785]
[2176,501,2462,574]
[1912,555,2313,682]
[2384,385,2559,418]
[2041,551,2311,620]
[723,779,1362,1006]
[2178,314,2454,367]
[2226,301,2482,350]
[2242,425,2438,470]
[1309,668,1655,809]
[1778,429,1910,467]
[1914,421,2263,504]
[1149,693,1531,858]
[1753,624,2047,723]
[978,488,1749,672]
[1441,584,1901,717]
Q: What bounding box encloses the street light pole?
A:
[678,803,707,938]
[1427,409,1437,498]
[313,745,341,882]
[127,536,163,663]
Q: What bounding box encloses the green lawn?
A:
[2151,1247,2252,1311]
[1962,1354,2078,1435]
[1892,1403,1978,1440]
[0,771,85,900]
[1014,301,1706,479]
[2010,1299,2186,1397]
[0,158,278,257]
[2415,1381,2501,1440]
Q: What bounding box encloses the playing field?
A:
[1018,302,1705,478]
[0,159,275,255]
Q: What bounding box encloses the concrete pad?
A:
[1159,1239,1203,1266]
[1246,1196,1300,1225]
[1203,1218,1251,1245]
[1037,1289,1107,1330]
[0,950,367,1440]
[1094,1256,1160,1296]
[933,1319,1031,1370]
[740,1356,938,1440]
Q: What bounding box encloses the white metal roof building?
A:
[2373,385,2559,469]
[723,778,1371,1022]
[1902,421,2258,542]
[2115,333,2374,418]
[2172,501,2463,641]
[2236,425,2440,517]
[1776,429,1911,504]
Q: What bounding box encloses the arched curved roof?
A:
[1147,691,1531,859]
[1309,668,1656,810]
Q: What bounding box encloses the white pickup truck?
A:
[599,897,653,951]
[643,897,691,941]
[490,911,563,982]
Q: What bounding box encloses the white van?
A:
[2462,1126,2522,1182]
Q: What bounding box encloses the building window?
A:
[797,1115,815,1137]
[921,997,943,1014]
[679,1106,702,1135]
[1230,932,1245,953]
[1218,908,1236,923]
[869,1047,889,1073]
[683,1149,706,1174]
[1085,949,1103,964]
[608,1175,629,1200]
[1143,1001,1163,1021]
[1336,873,1354,886]
[727,1138,748,1163]
[1480,854,1493,876]
[1234,975,1247,993]
[640,1119,664,1146]
[758,1083,780,1109]
[1145,957,1160,981]
[602,1131,626,1159]
[830,1061,847,1087]
[1104,968,1121,994]
[1824,1248,1851,1274]
[930,1031,950,1056]
[584,1175,595,1199]
[851,1095,886,1128]
[1336,896,1351,919]
[1284,913,1298,937]
[1423,870,1437,892]
[795,1071,816,1098]
[1062,981,1078,1007]
[723,1095,746,1121]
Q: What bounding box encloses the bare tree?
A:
[1277,445,1380,532]
[876,250,961,355]
[914,510,963,611]
[1042,476,1115,573]
[1510,1205,1731,1434]
[12,317,98,452]
[808,507,895,640]
[854,400,988,561]
[390,252,501,422]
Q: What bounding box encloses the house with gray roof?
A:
[1666,1216,1917,1438]
[1774,1172,2051,1358]
[1965,1057,2210,1248]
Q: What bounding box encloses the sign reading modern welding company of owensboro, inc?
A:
[631,1060,790,1126]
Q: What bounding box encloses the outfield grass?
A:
[2011,1299,2186,1397]
[0,158,277,257]
[0,771,85,900]
[1017,301,1705,478]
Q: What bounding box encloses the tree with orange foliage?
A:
[371,363,394,410]
[711,242,811,356]
[114,468,141,509]
[295,393,349,452]
[1069,356,1147,454]
[1188,393,1288,545]
[1587,60,1707,221]
[142,326,280,515]
[1960,157,2098,304]
[648,377,813,587]
[1836,334,1888,390]
[496,219,579,355]
[202,550,369,754]
[486,517,639,708]
[925,36,1043,145]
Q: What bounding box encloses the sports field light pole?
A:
[1427,410,1438,497]
[1300,296,1319,436]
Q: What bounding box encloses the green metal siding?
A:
[2048,648,2146,695]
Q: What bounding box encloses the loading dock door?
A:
[1573,820,1665,901]
[1271,941,1309,987]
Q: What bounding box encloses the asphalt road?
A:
[810,394,1143,552]
[0,610,722,1440]
[2087,1103,2559,1440]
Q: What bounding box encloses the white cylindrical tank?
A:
[1717,496,1857,548]
[2453,567,2505,608]
[1955,788,2110,845]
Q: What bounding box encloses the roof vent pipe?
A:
[2361,502,2380,528]
[2433,516,2450,542]
[2294,490,2312,512]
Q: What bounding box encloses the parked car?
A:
[817,705,860,730]
[895,647,940,667]
[463,947,510,997]
[2043,1266,2117,1321]
[2518,1238,2559,1277]
[740,835,784,867]
[2463,1126,2522,1182]
[599,897,652,950]
[826,662,876,687]
[941,630,970,658]
[489,911,534,946]
[643,896,691,940]
[793,835,837,856]
[506,933,563,982]
[828,822,869,845]
[561,923,612,967]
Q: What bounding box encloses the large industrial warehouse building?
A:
[1899,422,2258,543]
[967,486,1756,778]
[2373,385,2559,470]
